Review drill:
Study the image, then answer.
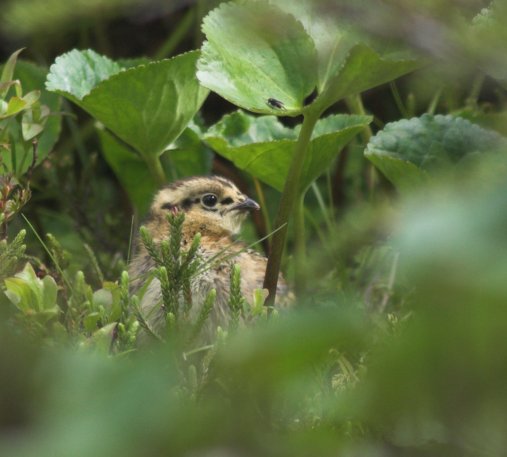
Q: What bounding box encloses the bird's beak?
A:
[232,197,260,212]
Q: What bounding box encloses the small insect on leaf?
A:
[267,98,285,110]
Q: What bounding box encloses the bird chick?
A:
[129,176,290,341]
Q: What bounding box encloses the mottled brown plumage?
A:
[129,176,291,340]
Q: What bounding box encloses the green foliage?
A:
[228,264,245,331]
[4,262,59,323]
[197,0,420,117]
[46,49,209,185]
[197,1,317,116]
[99,122,213,215]
[1,49,60,177]
[197,0,421,302]
[205,110,371,191]
[138,212,212,343]
[0,176,31,234]
[0,229,26,281]
[46,49,122,101]
[366,114,507,190]
[2,2,507,457]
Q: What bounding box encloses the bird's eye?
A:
[201,193,218,207]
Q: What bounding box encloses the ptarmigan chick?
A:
[129,176,290,340]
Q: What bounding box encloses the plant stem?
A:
[145,155,166,187]
[253,177,272,236]
[294,192,306,295]
[389,81,408,118]
[155,8,195,59]
[345,94,372,143]
[466,73,485,109]
[345,94,376,199]
[263,110,320,307]
[427,87,442,115]
[311,182,333,232]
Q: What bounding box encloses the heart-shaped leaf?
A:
[365,114,507,190]
[197,1,318,116]
[205,110,371,191]
[47,50,208,159]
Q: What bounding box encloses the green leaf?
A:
[41,275,58,311]
[14,61,62,159]
[98,124,212,215]
[312,43,421,114]
[46,49,122,102]
[266,0,354,93]
[22,104,50,141]
[4,263,59,319]
[0,96,27,119]
[84,312,102,333]
[365,114,507,190]
[92,288,113,309]
[198,2,419,117]
[161,122,213,181]
[47,50,208,159]
[87,322,117,352]
[197,1,318,116]
[0,61,63,176]
[270,1,420,110]
[0,48,24,98]
[453,108,507,137]
[205,110,371,191]
[97,128,158,215]
[0,90,40,120]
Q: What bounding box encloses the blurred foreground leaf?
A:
[198,1,420,117]
[197,1,318,116]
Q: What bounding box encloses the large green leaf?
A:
[365,114,507,190]
[266,0,355,94]
[271,1,420,111]
[198,1,420,118]
[205,110,371,191]
[197,1,318,116]
[47,50,208,159]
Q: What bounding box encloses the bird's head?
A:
[148,176,260,238]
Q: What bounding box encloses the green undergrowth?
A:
[2,2,507,456]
